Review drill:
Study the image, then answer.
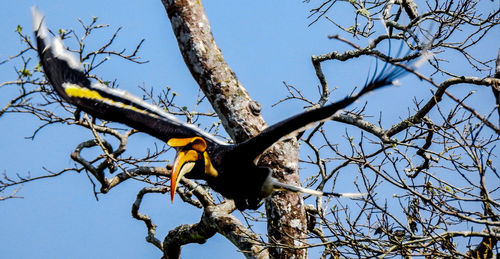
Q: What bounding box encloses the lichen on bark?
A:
[161,0,308,258]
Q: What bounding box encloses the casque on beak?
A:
[167,137,217,202]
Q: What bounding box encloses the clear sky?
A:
[1,1,498,258]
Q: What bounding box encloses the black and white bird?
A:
[31,7,425,210]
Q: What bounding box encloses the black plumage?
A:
[32,7,424,210]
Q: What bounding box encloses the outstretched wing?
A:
[31,7,227,147]
[237,48,428,163]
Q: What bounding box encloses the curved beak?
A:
[170,149,199,202]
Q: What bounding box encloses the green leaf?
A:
[20,68,32,78]
[58,29,67,36]
[182,106,188,111]
[15,25,23,33]
[34,62,43,73]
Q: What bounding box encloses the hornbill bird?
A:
[32,8,425,210]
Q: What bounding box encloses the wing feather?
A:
[237,47,429,162]
[31,7,227,147]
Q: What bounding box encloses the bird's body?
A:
[166,137,272,209]
[31,7,425,210]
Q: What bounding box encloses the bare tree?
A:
[1,0,499,258]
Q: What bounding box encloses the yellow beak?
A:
[170,149,199,202]
[167,137,218,202]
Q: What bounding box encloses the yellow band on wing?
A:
[64,84,155,117]
[65,85,104,99]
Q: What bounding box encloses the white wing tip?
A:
[52,37,84,71]
[31,6,42,30]
[33,8,84,72]
[31,6,49,37]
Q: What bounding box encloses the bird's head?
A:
[167,137,218,202]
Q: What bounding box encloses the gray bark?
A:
[160,0,308,258]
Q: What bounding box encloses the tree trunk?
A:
[160,0,308,257]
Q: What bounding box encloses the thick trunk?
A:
[160,0,307,257]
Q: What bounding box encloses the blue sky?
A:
[1,1,498,258]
